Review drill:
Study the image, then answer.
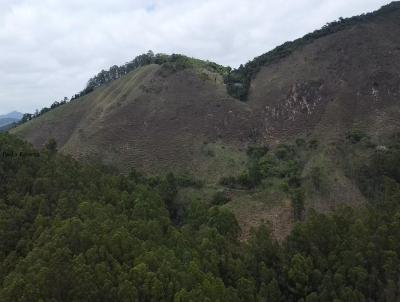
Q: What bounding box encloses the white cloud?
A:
[0,0,392,114]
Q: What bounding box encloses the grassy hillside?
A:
[12,63,253,180]
[11,2,400,239]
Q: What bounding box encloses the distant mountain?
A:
[0,111,23,130]
[0,111,23,120]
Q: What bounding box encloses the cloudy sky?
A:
[0,0,391,115]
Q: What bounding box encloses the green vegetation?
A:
[347,133,400,203]
[220,143,308,219]
[211,190,231,206]
[1,133,400,300]
[346,129,368,144]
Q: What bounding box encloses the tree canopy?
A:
[1,133,400,301]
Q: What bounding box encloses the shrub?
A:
[247,145,269,159]
[295,138,306,148]
[219,176,237,188]
[275,144,296,160]
[211,191,231,205]
[308,139,319,150]
[291,188,305,220]
[176,174,203,188]
[346,130,367,144]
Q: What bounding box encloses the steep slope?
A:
[243,3,400,213]
[14,64,255,179]
[0,111,23,120]
[13,3,400,172]
[248,5,400,144]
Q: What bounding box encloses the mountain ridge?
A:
[11,1,400,238]
[12,1,400,175]
[16,1,400,124]
[0,111,23,120]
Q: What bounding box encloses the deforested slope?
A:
[247,3,400,144]
[14,63,256,178]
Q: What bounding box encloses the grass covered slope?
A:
[1,133,400,301]
[13,63,255,179]
[13,2,400,178]
[10,2,400,243]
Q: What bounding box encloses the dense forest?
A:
[1,133,400,301]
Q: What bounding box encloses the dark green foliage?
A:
[45,138,57,154]
[346,129,368,144]
[354,134,400,202]
[219,142,310,220]
[295,138,306,148]
[211,190,231,205]
[309,166,328,194]
[275,144,296,161]
[219,175,237,188]
[1,133,400,301]
[307,139,319,150]
[247,145,269,160]
[175,173,204,188]
[291,188,305,221]
[221,143,305,219]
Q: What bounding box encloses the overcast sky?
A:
[0,0,392,115]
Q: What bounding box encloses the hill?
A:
[0,111,23,129]
[11,2,400,238]
[13,62,254,180]
[0,111,23,120]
